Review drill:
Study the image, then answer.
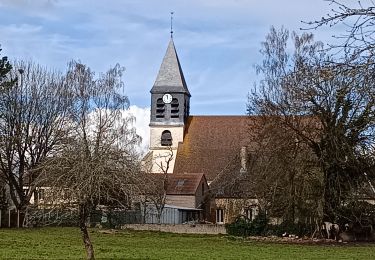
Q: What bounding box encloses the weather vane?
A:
[170,11,174,38]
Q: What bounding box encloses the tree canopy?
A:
[39,61,141,259]
[248,26,375,223]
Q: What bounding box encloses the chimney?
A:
[240,146,247,174]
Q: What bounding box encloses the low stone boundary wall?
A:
[122,224,226,234]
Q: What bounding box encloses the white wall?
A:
[147,125,184,173]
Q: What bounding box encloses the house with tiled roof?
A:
[140,173,209,224]
[142,38,258,224]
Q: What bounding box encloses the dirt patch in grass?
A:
[240,235,375,247]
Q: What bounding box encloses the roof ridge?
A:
[189,115,249,117]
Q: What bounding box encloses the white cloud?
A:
[123,105,150,155]
[83,105,150,156]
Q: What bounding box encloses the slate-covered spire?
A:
[151,39,191,96]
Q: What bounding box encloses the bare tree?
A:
[0,61,71,214]
[248,27,375,222]
[39,61,141,260]
[208,118,321,227]
[138,148,173,224]
[0,48,15,211]
[306,0,375,60]
[246,119,322,228]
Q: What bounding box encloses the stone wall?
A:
[215,198,258,224]
[122,224,226,234]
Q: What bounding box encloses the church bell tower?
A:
[147,38,191,173]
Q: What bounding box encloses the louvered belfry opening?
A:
[171,98,179,118]
[161,130,172,146]
[156,98,165,118]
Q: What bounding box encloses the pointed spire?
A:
[151,39,190,96]
[170,11,174,39]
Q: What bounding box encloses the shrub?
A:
[225,216,252,237]
[226,214,314,237]
[268,221,314,237]
[225,214,269,237]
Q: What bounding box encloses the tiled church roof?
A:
[174,116,258,181]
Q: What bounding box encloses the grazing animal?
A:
[323,222,340,240]
[344,223,350,231]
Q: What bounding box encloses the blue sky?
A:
[0,0,349,149]
[0,0,343,115]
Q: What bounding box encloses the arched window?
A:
[156,98,165,118]
[171,98,179,118]
[161,130,172,146]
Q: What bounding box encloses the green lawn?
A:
[0,227,374,259]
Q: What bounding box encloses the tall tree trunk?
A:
[323,169,342,222]
[79,203,95,260]
[80,225,94,260]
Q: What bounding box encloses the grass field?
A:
[0,228,375,259]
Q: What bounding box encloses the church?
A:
[142,38,258,224]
